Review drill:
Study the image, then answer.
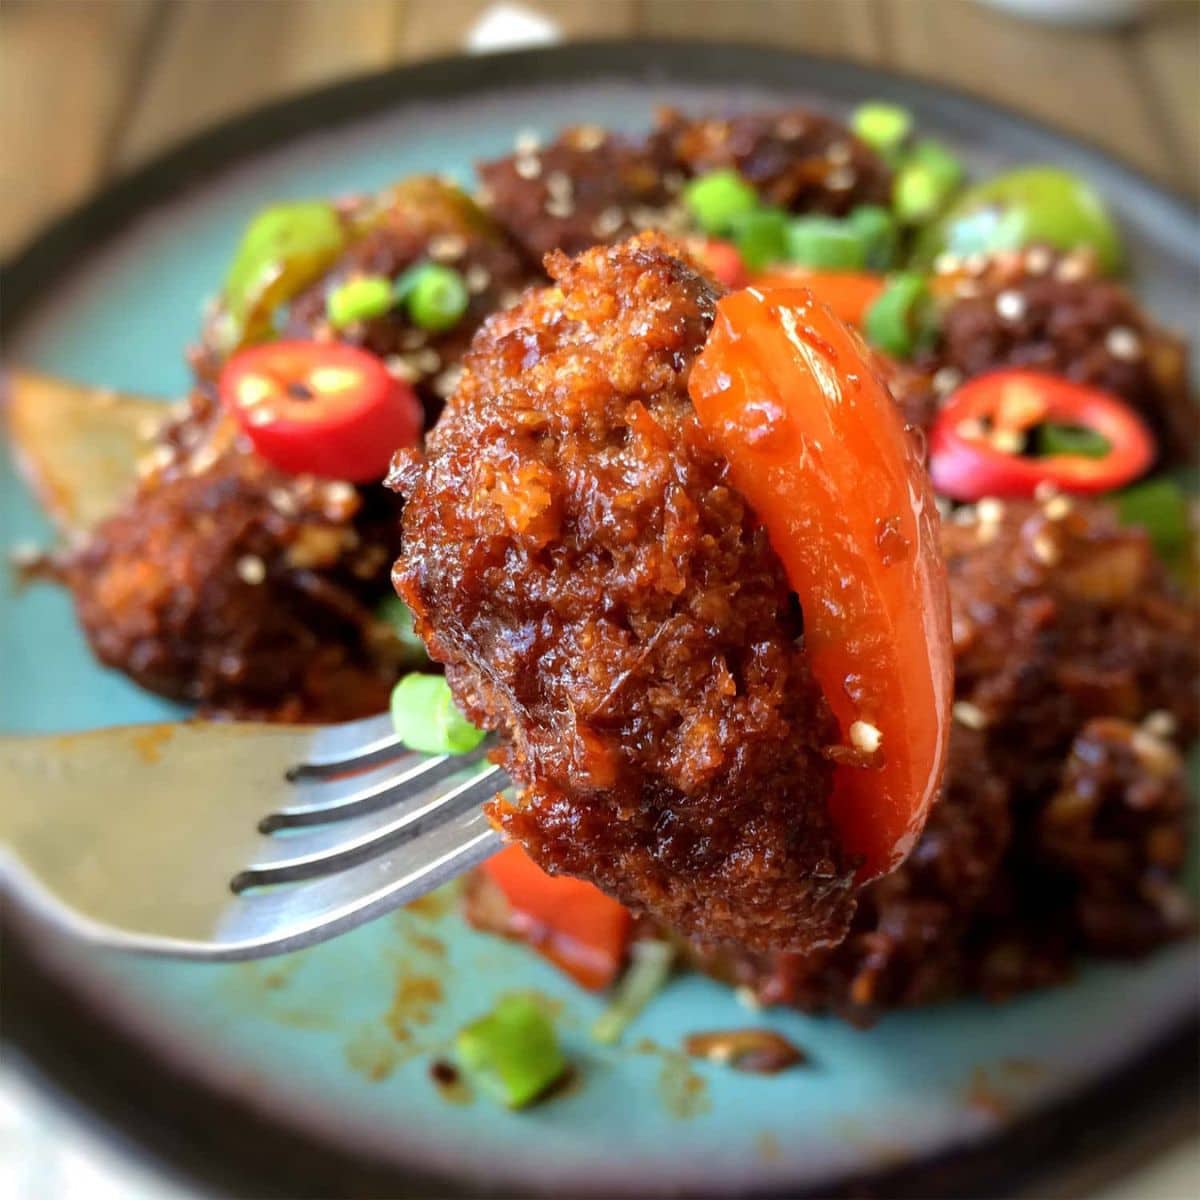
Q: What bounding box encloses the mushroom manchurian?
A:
[392,234,951,950]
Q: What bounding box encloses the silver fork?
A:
[0,715,506,961]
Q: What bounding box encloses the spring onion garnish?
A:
[590,938,676,1045]
[389,673,486,755]
[455,994,567,1109]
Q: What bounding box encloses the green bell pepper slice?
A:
[220,201,346,350]
[913,166,1123,274]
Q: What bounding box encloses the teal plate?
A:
[3,44,1198,1199]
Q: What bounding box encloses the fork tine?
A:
[214,809,503,954]
[287,713,407,779]
[262,748,488,831]
[233,763,506,891]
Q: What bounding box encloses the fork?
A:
[0,715,507,961]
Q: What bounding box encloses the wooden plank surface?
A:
[2,0,1197,258]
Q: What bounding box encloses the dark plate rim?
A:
[2,39,1197,1200]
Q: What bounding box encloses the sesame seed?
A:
[1031,531,1060,566]
[776,114,808,140]
[428,233,467,262]
[499,289,522,308]
[433,365,464,398]
[268,486,299,517]
[399,328,429,351]
[1142,710,1177,740]
[385,355,421,384]
[933,252,962,276]
[1105,326,1143,362]
[734,986,763,1012]
[545,171,573,200]
[514,129,541,155]
[591,206,626,239]
[953,701,988,730]
[826,166,857,191]
[994,289,1027,322]
[236,554,266,585]
[1055,253,1089,283]
[545,197,574,219]
[571,124,606,151]
[933,366,963,396]
[1024,246,1053,275]
[849,720,883,754]
[412,348,442,374]
[1130,728,1179,778]
[825,140,853,166]
[991,428,1026,454]
[322,481,357,507]
[1043,495,1073,521]
[976,497,1006,525]
[514,155,542,180]
[464,263,492,294]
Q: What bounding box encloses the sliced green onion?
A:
[851,102,913,154]
[729,208,789,271]
[786,216,868,270]
[326,275,394,328]
[389,673,485,755]
[864,272,936,358]
[590,939,676,1046]
[1035,423,1112,460]
[456,995,567,1109]
[847,205,899,271]
[1116,477,1191,559]
[397,263,470,332]
[893,141,964,225]
[375,594,428,665]
[683,169,759,236]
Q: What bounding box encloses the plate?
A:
[3,42,1198,1199]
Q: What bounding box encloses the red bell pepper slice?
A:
[929,369,1155,501]
[749,266,887,328]
[479,845,633,991]
[220,340,422,482]
[689,286,953,880]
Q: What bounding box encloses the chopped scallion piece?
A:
[1035,423,1112,460]
[847,205,899,271]
[590,939,676,1045]
[376,594,429,665]
[851,102,913,154]
[729,208,789,270]
[683,169,759,236]
[456,995,567,1109]
[326,275,394,328]
[397,263,470,331]
[1115,477,1191,560]
[390,673,486,755]
[864,272,936,358]
[893,140,964,225]
[786,216,868,270]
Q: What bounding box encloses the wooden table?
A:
[2,0,1197,257]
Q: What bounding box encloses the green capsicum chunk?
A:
[1115,477,1192,562]
[456,995,568,1109]
[912,166,1123,274]
[220,201,346,351]
[390,673,486,755]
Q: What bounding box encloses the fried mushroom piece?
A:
[476,126,683,263]
[655,106,892,216]
[943,496,1198,802]
[393,234,856,951]
[891,247,1196,463]
[60,394,410,721]
[284,179,532,424]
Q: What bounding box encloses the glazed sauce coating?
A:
[393,235,856,951]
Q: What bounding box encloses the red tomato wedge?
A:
[749,267,886,328]
[478,844,633,991]
[220,340,422,482]
[689,286,953,879]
